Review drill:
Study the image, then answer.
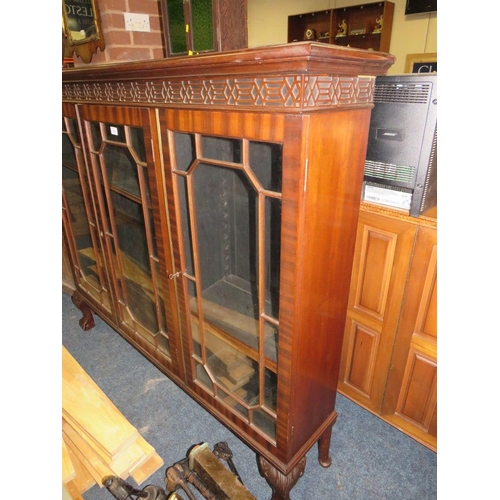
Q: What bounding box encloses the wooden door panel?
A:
[342,318,380,397]
[396,348,437,432]
[339,210,416,413]
[414,245,437,340]
[353,225,396,320]
[382,226,437,450]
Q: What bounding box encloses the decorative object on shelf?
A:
[372,15,384,33]
[349,21,367,35]
[289,2,394,52]
[62,0,105,63]
[336,19,347,37]
[304,28,316,40]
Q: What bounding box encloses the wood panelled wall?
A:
[338,203,437,451]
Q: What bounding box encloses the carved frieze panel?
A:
[63,75,374,110]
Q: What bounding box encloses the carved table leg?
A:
[257,455,306,500]
[71,294,95,331]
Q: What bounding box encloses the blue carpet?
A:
[62,292,436,500]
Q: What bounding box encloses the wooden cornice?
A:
[62,42,395,112]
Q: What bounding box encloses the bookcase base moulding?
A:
[62,42,395,500]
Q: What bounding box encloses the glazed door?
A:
[160,109,299,449]
[62,102,114,321]
[78,104,181,375]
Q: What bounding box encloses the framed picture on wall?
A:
[62,0,105,63]
[405,53,437,73]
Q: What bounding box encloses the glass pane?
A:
[112,192,150,272]
[123,276,159,333]
[190,312,202,359]
[201,136,242,163]
[104,144,141,198]
[264,367,277,413]
[263,321,278,363]
[158,333,171,355]
[167,0,188,54]
[62,165,98,283]
[147,207,158,256]
[105,123,126,142]
[67,117,81,144]
[62,134,77,167]
[252,408,276,440]
[152,257,168,343]
[173,132,196,172]
[111,189,164,337]
[130,127,147,163]
[89,121,102,151]
[250,141,283,192]
[216,386,249,420]
[112,193,151,264]
[205,333,256,394]
[193,164,260,349]
[176,175,195,275]
[264,197,281,320]
[195,361,213,390]
[192,0,214,52]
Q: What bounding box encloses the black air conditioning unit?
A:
[362,73,437,217]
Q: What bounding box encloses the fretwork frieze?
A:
[62,75,374,110]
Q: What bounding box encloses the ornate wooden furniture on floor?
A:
[62,42,394,500]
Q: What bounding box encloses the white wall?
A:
[247,0,437,74]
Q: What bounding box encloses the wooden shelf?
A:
[288,2,394,53]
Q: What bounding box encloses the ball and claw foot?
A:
[258,455,306,500]
[71,294,95,331]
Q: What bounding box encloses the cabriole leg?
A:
[257,455,306,500]
[71,294,95,331]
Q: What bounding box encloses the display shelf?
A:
[288,2,394,53]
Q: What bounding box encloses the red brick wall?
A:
[73,0,165,67]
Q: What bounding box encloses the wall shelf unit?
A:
[288,2,394,53]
